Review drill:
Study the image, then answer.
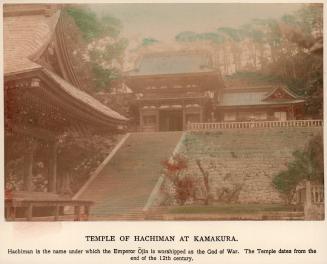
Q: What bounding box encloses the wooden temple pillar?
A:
[305,180,312,207]
[182,100,186,130]
[182,108,186,130]
[290,105,295,120]
[48,141,58,193]
[23,139,37,192]
[199,107,204,123]
[139,108,144,132]
[155,109,159,132]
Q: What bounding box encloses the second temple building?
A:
[126,51,306,132]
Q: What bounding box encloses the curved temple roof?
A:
[43,69,127,122]
[4,5,127,124]
[129,51,215,76]
[219,86,305,107]
[4,7,60,75]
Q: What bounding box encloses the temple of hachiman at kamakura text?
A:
[125,52,305,132]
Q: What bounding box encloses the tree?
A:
[175,31,225,69]
[66,7,102,41]
[273,134,323,204]
[57,131,117,194]
[175,31,199,42]
[272,5,323,117]
[66,6,128,91]
[196,159,210,205]
[217,27,243,72]
[278,4,323,117]
[141,38,159,47]
[161,155,196,205]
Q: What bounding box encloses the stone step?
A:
[77,132,183,217]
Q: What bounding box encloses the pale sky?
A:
[90,3,303,42]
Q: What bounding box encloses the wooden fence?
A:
[188,120,323,131]
[309,183,324,204]
[5,191,93,221]
[297,181,324,220]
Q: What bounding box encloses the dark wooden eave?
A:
[124,71,223,93]
[4,69,128,133]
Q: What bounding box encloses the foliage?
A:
[174,5,323,117]
[217,27,241,42]
[303,57,323,118]
[66,6,128,91]
[161,154,196,205]
[196,159,210,205]
[66,7,122,41]
[66,7,101,41]
[239,22,266,43]
[174,177,196,206]
[142,38,159,46]
[161,154,187,178]
[273,134,323,204]
[175,31,198,42]
[176,31,225,44]
[57,132,117,194]
[91,62,121,90]
[101,15,123,38]
[5,157,24,192]
[226,71,281,84]
[295,3,323,36]
[198,32,225,44]
[5,138,51,192]
[4,131,118,195]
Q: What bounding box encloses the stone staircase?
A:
[76,132,182,219]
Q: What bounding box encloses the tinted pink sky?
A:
[90,3,303,42]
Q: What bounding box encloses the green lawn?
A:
[168,203,297,215]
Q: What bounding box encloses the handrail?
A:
[187,120,323,131]
[297,183,324,205]
[310,184,324,204]
[5,198,93,221]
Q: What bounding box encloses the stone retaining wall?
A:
[177,127,322,204]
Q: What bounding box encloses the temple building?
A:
[126,51,306,131]
[216,85,305,122]
[125,51,224,132]
[4,4,127,220]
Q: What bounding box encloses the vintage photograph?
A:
[4,3,323,221]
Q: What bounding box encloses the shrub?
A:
[161,155,196,205]
[273,134,323,203]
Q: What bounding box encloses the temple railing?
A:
[5,191,94,221]
[187,120,323,131]
[296,182,324,205]
[310,184,324,204]
[296,181,324,220]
